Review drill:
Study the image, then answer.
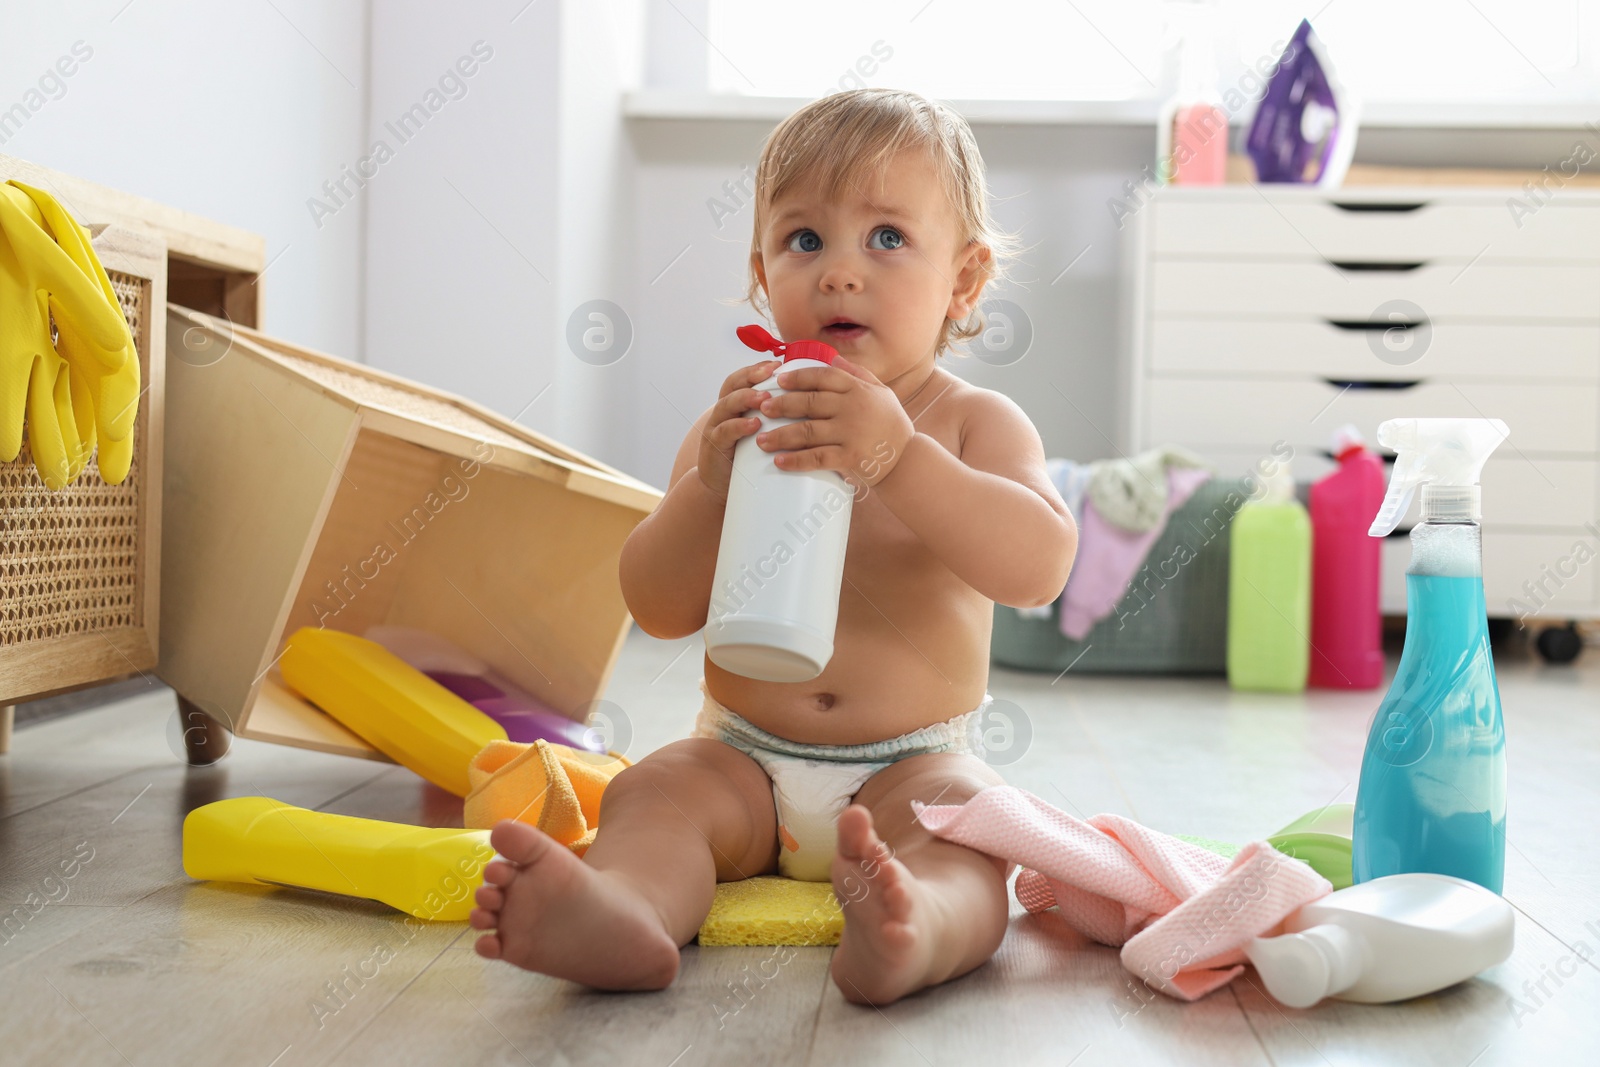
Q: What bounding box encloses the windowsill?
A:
[624,91,1160,125]
[623,90,1600,131]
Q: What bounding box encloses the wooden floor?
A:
[2,625,1597,1066]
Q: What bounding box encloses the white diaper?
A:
[691,676,990,881]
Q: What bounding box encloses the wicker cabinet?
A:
[0,226,164,719]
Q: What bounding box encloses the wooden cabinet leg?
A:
[0,705,12,755]
[177,696,231,765]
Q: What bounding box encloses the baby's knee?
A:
[601,738,738,808]
[601,747,686,804]
[862,752,1001,811]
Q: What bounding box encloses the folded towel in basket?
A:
[1087,445,1211,533]
[1059,464,1213,639]
[1018,448,1213,625]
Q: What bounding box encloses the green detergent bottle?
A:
[1228,461,1312,690]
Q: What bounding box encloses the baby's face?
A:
[752,148,985,380]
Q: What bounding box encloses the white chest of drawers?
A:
[1119,185,1600,622]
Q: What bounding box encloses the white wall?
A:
[361,0,644,468]
[552,0,646,465]
[361,1,558,425]
[1,0,369,357]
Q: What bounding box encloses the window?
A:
[704,0,1600,105]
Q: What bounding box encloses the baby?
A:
[471,87,1076,1005]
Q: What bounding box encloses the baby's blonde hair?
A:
[742,88,1021,359]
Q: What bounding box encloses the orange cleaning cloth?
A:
[463,739,632,855]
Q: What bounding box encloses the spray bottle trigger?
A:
[1368,483,1416,538]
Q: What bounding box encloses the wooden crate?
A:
[160,307,663,761]
[0,224,166,711]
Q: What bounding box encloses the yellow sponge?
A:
[698,876,843,947]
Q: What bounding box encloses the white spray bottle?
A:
[704,325,853,682]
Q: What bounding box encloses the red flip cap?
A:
[737,323,838,365]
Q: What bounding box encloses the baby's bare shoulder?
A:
[948,380,1036,463]
[944,380,1066,514]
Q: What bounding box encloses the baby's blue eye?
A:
[786,230,821,253]
[868,226,904,251]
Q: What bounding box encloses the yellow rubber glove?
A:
[4,180,140,485]
[0,187,95,488]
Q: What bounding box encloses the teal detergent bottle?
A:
[1352,418,1509,894]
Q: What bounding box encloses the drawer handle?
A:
[1328,201,1428,213]
[1322,378,1423,390]
[1320,449,1396,465]
[1327,260,1428,273]
[1325,318,1427,332]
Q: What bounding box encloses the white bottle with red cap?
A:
[704,325,854,683]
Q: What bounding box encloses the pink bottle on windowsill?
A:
[1157,0,1227,185]
[1309,424,1387,689]
[1172,102,1228,184]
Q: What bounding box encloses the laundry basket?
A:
[991,476,1253,674]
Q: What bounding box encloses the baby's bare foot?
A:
[829,804,944,1005]
[470,820,681,990]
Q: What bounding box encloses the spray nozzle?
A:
[1368,418,1509,537]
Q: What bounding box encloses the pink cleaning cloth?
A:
[913,786,1332,1001]
[1059,465,1213,640]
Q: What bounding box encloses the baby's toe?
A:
[489,819,548,865]
[881,875,912,915]
[836,805,881,862]
[475,883,504,911]
[482,858,519,887]
[882,918,916,950]
[474,933,503,960]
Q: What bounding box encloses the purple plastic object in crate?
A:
[475,701,605,753]
[427,671,502,702]
[427,670,604,752]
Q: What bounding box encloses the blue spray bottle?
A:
[1352,418,1509,894]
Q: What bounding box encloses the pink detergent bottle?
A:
[1309,424,1386,689]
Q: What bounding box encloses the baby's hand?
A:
[697,359,779,501]
[753,356,916,490]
